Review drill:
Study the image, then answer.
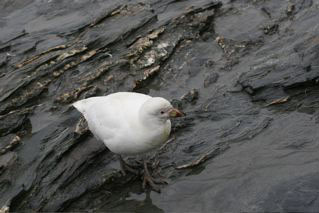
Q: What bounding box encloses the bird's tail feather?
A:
[72,100,87,114]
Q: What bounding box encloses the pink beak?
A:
[168,108,185,118]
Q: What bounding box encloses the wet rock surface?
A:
[1,0,319,211]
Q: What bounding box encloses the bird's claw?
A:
[118,155,167,192]
[142,160,168,192]
[120,164,140,176]
[142,173,161,193]
[119,155,140,176]
[153,177,168,185]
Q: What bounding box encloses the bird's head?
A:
[141,97,184,123]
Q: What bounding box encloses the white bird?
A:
[73,92,184,191]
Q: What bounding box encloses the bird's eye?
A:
[160,111,164,114]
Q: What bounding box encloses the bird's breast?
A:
[162,120,171,140]
[149,120,171,147]
[105,120,171,155]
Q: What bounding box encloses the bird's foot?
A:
[120,163,140,176]
[142,160,167,193]
[126,158,144,169]
[142,172,161,193]
[152,174,169,185]
[118,155,140,176]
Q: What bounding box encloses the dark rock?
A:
[181,89,199,104]
[263,23,279,35]
[204,72,219,87]
[0,111,31,137]
[0,152,17,171]
[1,0,319,212]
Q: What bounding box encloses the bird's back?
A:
[73,92,150,114]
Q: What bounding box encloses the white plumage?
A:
[73,92,182,155]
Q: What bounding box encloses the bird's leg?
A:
[126,156,143,168]
[148,158,168,184]
[142,160,162,193]
[118,155,139,176]
[143,160,171,193]
[152,169,168,185]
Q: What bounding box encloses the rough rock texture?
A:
[1,0,319,211]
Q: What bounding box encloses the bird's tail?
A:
[72,97,101,115]
[72,99,87,114]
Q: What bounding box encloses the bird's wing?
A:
[73,92,151,144]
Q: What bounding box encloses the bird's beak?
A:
[168,108,184,117]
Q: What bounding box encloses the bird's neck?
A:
[139,113,167,130]
[139,114,171,147]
